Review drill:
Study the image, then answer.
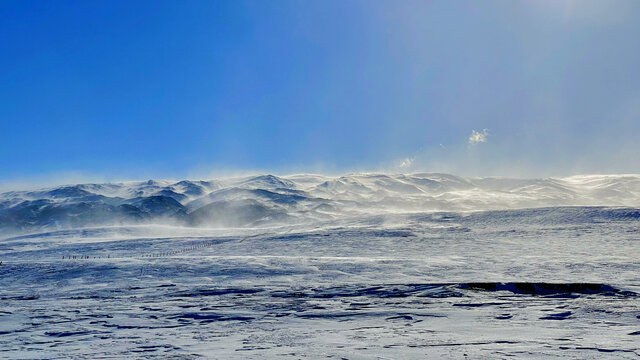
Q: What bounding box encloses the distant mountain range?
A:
[1,173,639,234]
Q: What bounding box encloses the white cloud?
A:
[468,129,489,145]
[399,157,414,168]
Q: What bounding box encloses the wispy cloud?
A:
[468,129,489,145]
[399,157,414,168]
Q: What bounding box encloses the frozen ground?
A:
[0,174,639,358]
[1,206,639,359]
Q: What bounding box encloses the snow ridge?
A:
[1,173,639,233]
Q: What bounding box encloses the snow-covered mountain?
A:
[1,173,639,233]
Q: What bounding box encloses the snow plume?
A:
[468,129,489,144]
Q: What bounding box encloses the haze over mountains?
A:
[1,173,639,234]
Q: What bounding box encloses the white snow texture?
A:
[0,173,639,358]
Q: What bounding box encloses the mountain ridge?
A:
[1,173,639,234]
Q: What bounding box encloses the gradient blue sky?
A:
[1,0,640,185]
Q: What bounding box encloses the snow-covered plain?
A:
[1,173,639,358]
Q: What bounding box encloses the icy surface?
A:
[0,174,639,358]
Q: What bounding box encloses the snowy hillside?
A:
[1,173,640,234]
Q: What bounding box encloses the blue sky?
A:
[1,0,640,185]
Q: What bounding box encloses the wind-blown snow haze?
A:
[2,0,640,358]
[1,173,639,234]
